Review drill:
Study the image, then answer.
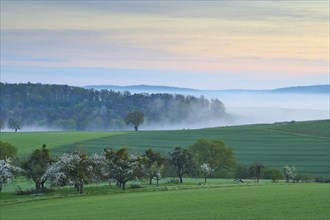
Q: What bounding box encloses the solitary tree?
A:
[7,118,24,132]
[125,111,144,131]
[169,146,194,184]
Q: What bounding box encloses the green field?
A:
[1,120,329,176]
[0,120,329,220]
[1,182,329,220]
[0,131,128,156]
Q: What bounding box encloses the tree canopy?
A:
[125,111,144,131]
[189,139,236,173]
[22,144,53,190]
[0,142,17,160]
[7,118,24,132]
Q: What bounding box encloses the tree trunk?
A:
[122,182,126,190]
[205,177,207,183]
[134,125,138,131]
[41,181,45,189]
[179,176,183,184]
[149,177,152,185]
[75,183,79,191]
[79,180,84,194]
[156,179,159,187]
[35,182,40,190]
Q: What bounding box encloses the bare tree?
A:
[7,118,24,132]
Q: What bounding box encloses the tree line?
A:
[1,139,317,194]
[0,83,226,131]
[1,139,236,192]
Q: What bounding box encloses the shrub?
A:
[234,165,250,179]
[130,184,143,189]
[314,176,330,183]
[165,178,179,184]
[263,168,283,182]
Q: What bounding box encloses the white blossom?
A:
[200,163,214,182]
[0,159,22,191]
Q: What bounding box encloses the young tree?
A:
[125,111,144,131]
[7,118,24,132]
[0,159,22,192]
[169,146,194,184]
[151,162,165,187]
[200,163,214,183]
[0,142,17,160]
[144,148,165,185]
[22,144,53,190]
[283,165,297,183]
[249,163,264,183]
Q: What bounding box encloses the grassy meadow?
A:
[1,120,329,176]
[1,181,329,220]
[0,120,329,220]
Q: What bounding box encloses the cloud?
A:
[1,1,328,89]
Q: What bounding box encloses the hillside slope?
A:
[2,120,329,176]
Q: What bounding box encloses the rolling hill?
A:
[84,84,330,94]
[1,120,329,177]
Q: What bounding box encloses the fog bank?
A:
[142,91,329,130]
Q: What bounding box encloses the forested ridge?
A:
[0,83,226,130]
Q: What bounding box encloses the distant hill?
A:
[84,84,329,94]
[83,85,198,93]
[270,85,329,94]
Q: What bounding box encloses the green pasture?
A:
[1,183,329,220]
[0,131,128,156]
[1,120,329,176]
[264,120,330,138]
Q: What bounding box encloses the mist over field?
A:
[115,86,330,130]
[205,92,329,126]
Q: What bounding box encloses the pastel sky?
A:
[1,1,329,89]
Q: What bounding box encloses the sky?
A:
[0,1,329,90]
